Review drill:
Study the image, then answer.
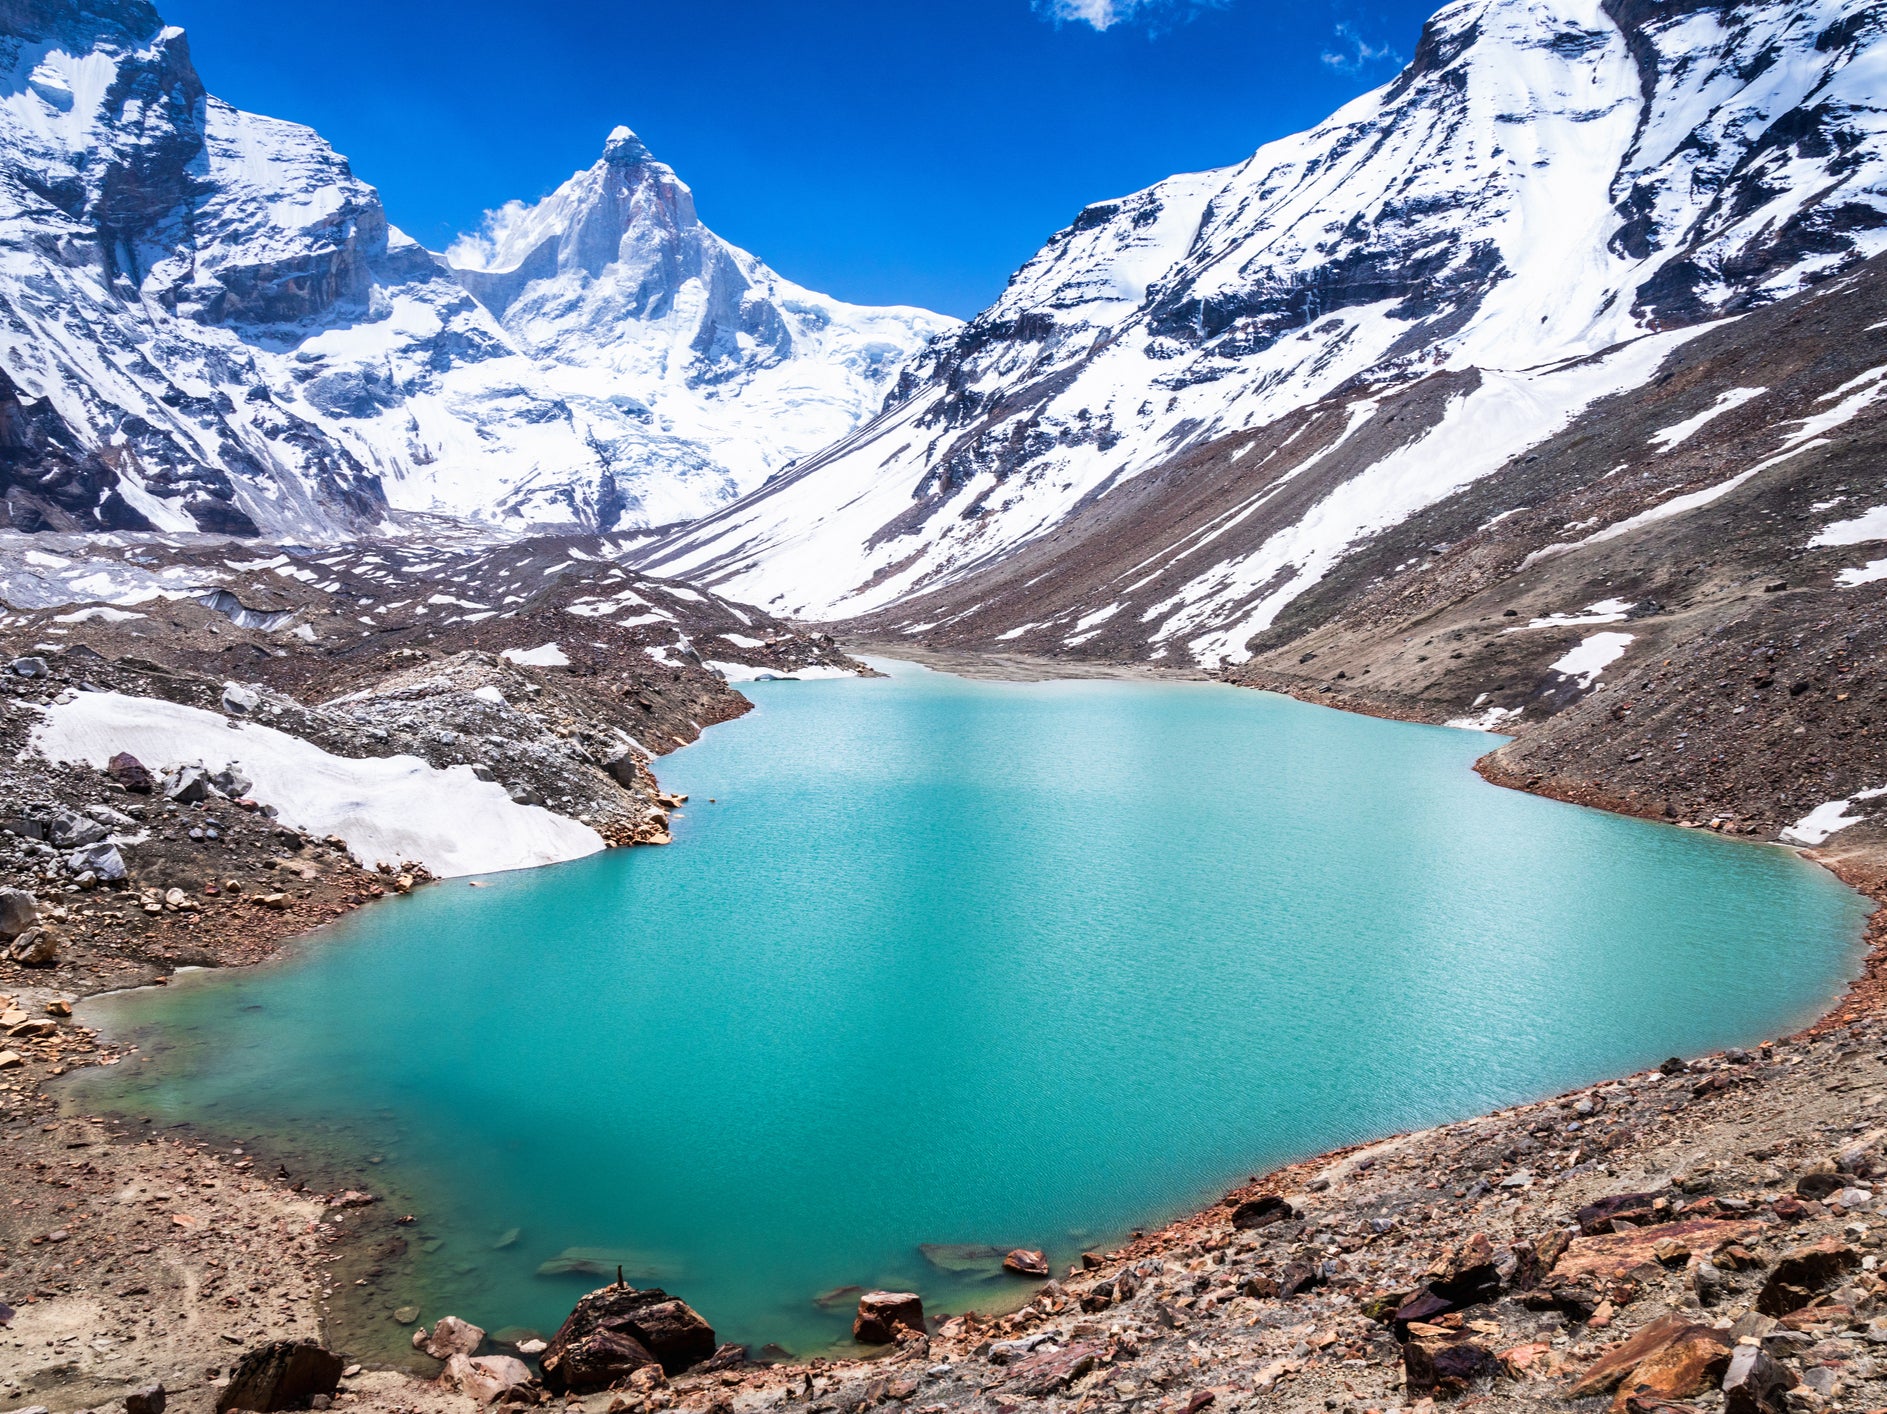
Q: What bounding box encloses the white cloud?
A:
[1320,21,1403,72]
[1034,0,1225,32]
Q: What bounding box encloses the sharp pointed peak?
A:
[603,125,653,166]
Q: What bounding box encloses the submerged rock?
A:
[918,1242,1005,1273]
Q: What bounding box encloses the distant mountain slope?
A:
[0,2,951,539]
[637,0,1887,665]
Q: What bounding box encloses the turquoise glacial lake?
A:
[72,659,1871,1356]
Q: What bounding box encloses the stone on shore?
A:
[215,1340,344,1412]
[1228,1194,1293,1230]
[419,1314,485,1359]
[1002,1248,1050,1277]
[854,1291,925,1344]
[442,1353,535,1405]
[540,1283,716,1391]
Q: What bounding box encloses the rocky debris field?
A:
[0,529,869,1413]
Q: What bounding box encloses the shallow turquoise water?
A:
[74,660,1870,1354]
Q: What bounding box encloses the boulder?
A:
[1277,1260,1324,1298]
[0,888,36,940]
[1003,1342,1103,1397]
[8,927,58,967]
[163,765,212,803]
[125,1382,167,1414]
[442,1353,534,1405]
[854,1291,926,1344]
[1571,1313,1701,1397]
[540,1284,715,1391]
[1003,1248,1050,1278]
[1575,1193,1670,1235]
[1757,1238,1860,1315]
[10,655,47,678]
[222,682,261,715]
[1609,1326,1732,1412]
[1403,1332,1497,1395]
[66,842,126,882]
[1229,1194,1294,1230]
[212,764,254,799]
[419,1314,485,1359]
[47,809,107,848]
[1722,1343,1795,1414]
[110,752,155,792]
[215,1340,344,1412]
[1794,1171,1845,1201]
[1551,1218,1763,1282]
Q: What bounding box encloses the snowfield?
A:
[29,693,604,877]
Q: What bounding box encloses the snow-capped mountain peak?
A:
[637,0,1887,665]
[0,2,954,540]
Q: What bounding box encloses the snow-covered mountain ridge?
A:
[638,0,1887,665]
[0,1,952,540]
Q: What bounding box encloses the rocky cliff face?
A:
[0,2,951,539]
[638,0,1887,665]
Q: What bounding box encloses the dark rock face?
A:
[1756,1237,1861,1314]
[214,1340,343,1412]
[853,1290,926,1344]
[539,1284,716,1391]
[1229,1195,1293,1230]
[1403,1332,1497,1395]
[1576,1191,1666,1234]
[1723,1343,1797,1414]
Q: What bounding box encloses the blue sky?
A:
[160,0,1434,319]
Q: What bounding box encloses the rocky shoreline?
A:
[3,641,1884,1414]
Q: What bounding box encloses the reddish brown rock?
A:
[108,751,154,793]
[1002,1248,1050,1278]
[1403,1332,1497,1395]
[1575,1192,1667,1235]
[1608,1326,1732,1413]
[854,1291,926,1344]
[1228,1195,1293,1230]
[1004,1341,1104,1396]
[1570,1313,1701,1398]
[1756,1237,1861,1316]
[1551,1219,1763,1282]
[540,1284,715,1391]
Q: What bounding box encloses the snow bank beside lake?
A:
[30,692,604,878]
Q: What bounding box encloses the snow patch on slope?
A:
[30,692,603,876]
